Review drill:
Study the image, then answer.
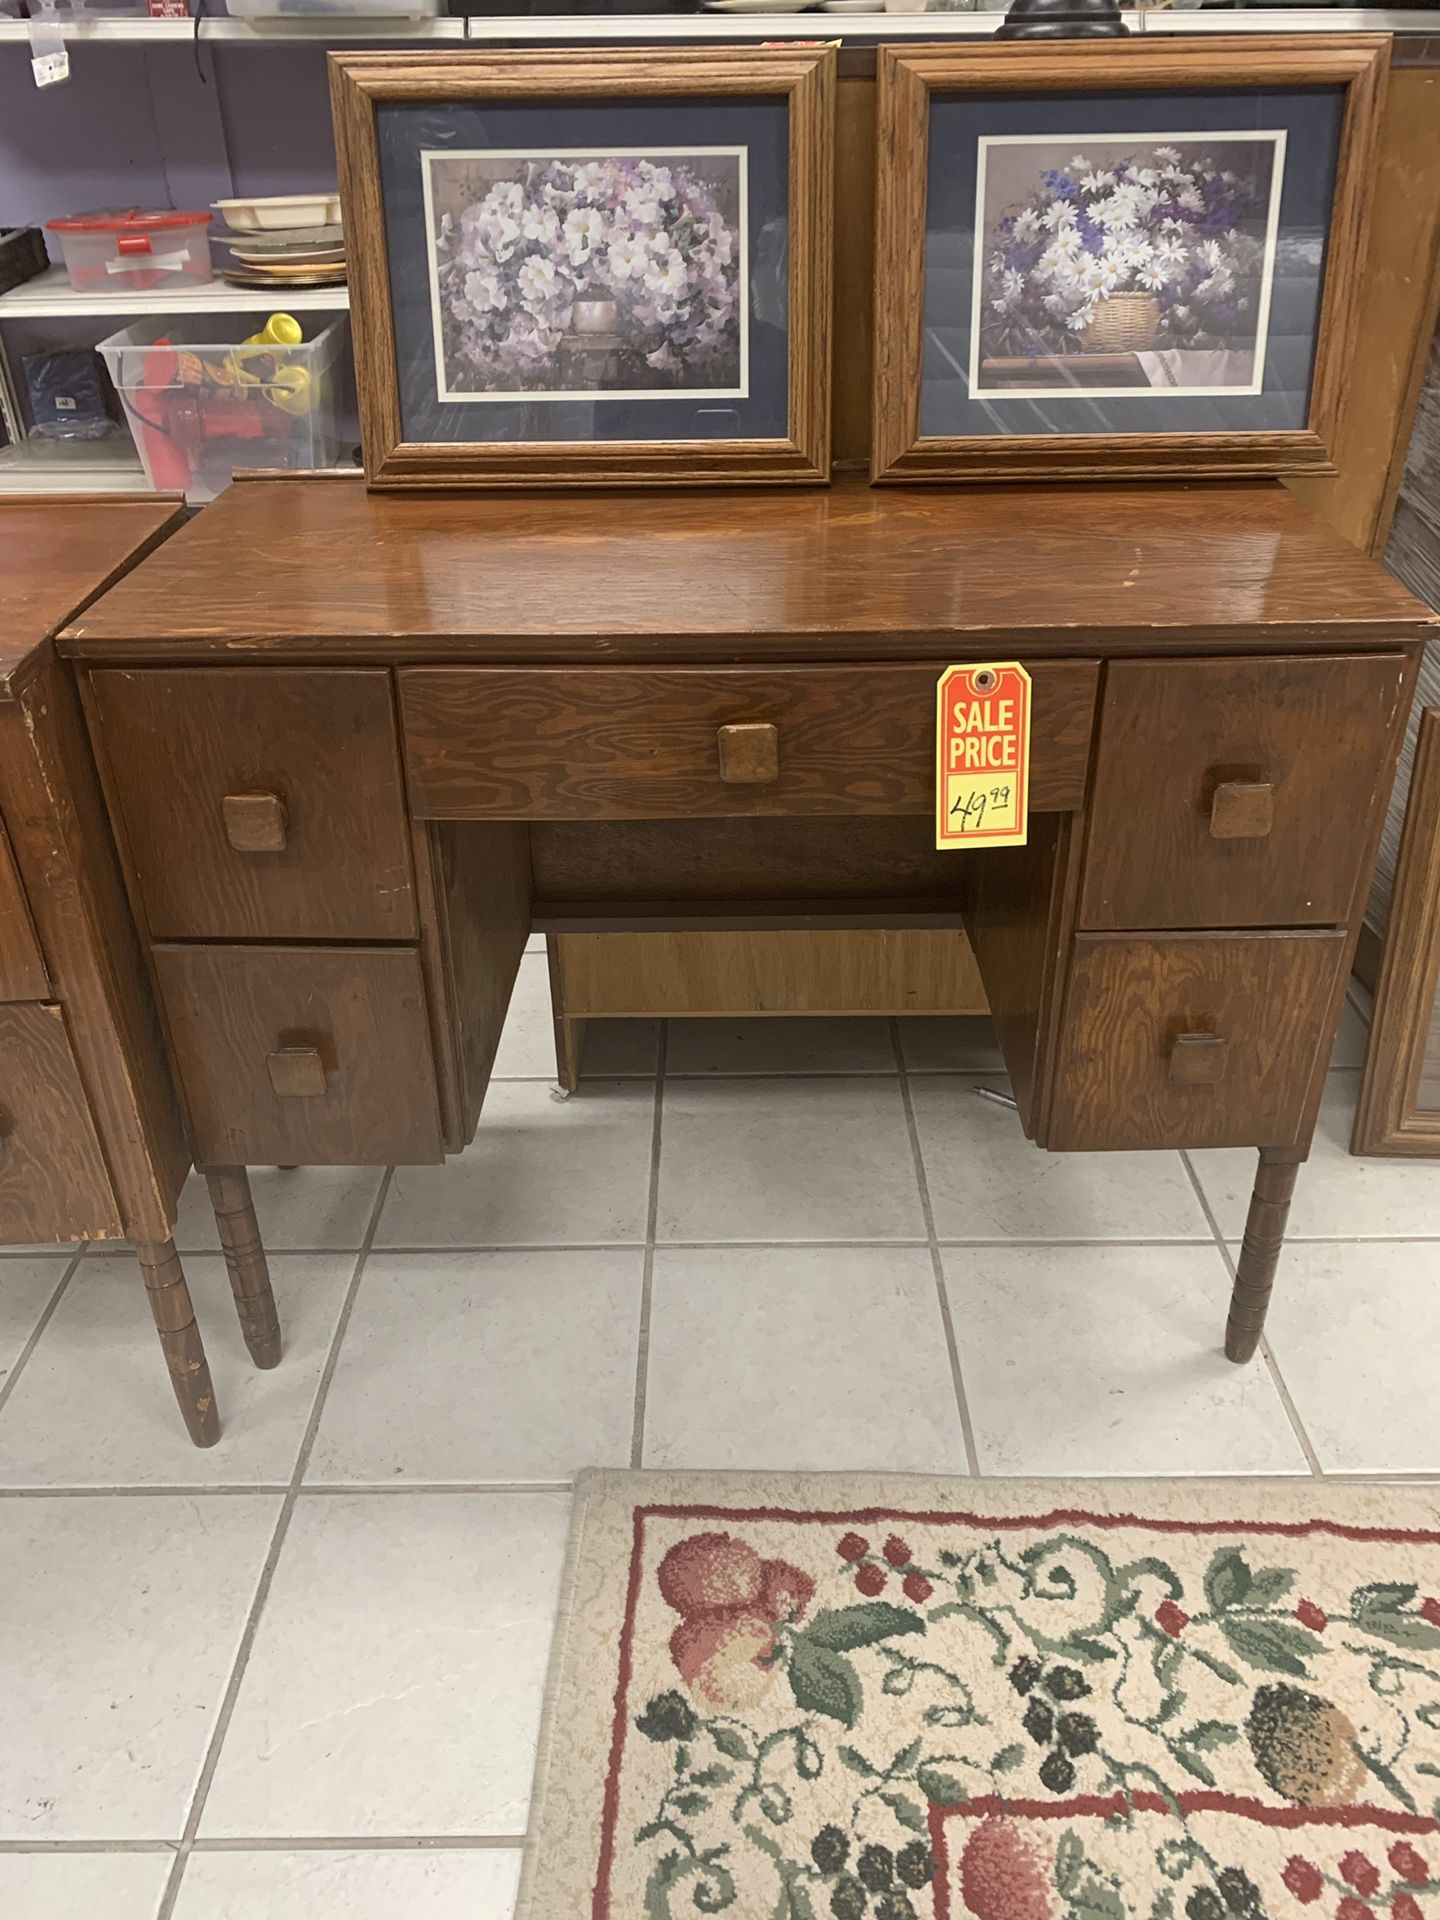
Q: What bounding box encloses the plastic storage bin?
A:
[46,210,213,295]
[99,312,345,502]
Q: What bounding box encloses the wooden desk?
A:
[60,474,1436,1442]
[0,498,280,1447]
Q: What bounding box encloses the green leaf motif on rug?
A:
[803,1604,927,1654]
[787,1639,863,1728]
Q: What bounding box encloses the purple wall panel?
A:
[211,45,338,197]
[0,45,175,228]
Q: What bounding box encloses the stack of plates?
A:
[213,195,347,292]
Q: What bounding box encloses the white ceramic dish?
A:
[702,0,817,13]
[228,245,347,266]
[214,194,343,233]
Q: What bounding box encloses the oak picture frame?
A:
[871,35,1390,485]
[329,47,834,490]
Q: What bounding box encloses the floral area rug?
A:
[517,1472,1440,1920]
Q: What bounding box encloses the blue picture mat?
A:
[919,86,1345,440]
[375,97,792,445]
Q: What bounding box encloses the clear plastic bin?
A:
[99,312,346,503]
[46,211,212,295]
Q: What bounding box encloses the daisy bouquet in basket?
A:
[980,144,1272,362]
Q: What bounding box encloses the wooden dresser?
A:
[59,474,1436,1439]
[1,497,280,1447]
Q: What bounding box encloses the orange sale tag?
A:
[935,662,1031,850]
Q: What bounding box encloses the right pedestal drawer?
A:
[1048,930,1348,1152]
[1081,654,1409,930]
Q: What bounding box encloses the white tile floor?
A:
[0,958,1435,1917]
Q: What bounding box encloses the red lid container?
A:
[45,209,214,295]
[46,209,214,235]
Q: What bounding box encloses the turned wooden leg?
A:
[137,1239,220,1447]
[1225,1148,1301,1364]
[205,1166,282,1370]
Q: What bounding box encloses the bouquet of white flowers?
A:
[979,144,1271,363]
[434,156,742,393]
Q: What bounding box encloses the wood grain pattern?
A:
[1081,653,1411,931]
[87,667,415,943]
[1050,931,1348,1153]
[553,927,986,1019]
[871,36,1389,484]
[61,477,1435,666]
[0,496,181,693]
[400,662,1096,820]
[421,821,532,1146]
[4,652,189,1243]
[1353,706,1440,1153]
[0,1004,120,1242]
[330,47,833,489]
[0,817,47,1002]
[153,943,443,1170]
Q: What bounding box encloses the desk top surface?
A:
[61,475,1434,666]
[1,497,183,694]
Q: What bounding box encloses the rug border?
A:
[514,1470,1440,1920]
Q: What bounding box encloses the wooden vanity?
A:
[53,473,1436,1442]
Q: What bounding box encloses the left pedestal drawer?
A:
[0,1005,121,1240]
[152,945,444,1169]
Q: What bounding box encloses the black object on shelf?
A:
[0,227,49,298]
[22,350,119,441]
[997,0,1130,36]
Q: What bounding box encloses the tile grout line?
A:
[0,1251,85,1426]
[630,1023,668,1469]
[1178,1151,1325,1480]
[154,1167,397,1920]
[891,1020,982,1478]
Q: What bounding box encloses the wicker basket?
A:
[1084,292,1160,354]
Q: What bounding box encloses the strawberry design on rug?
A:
[565,1495,1440,1920]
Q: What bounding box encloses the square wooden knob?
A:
[1168,1034,1229,1086]
[267,1046,327,1098]
[223,791,289,854]
[717,722,779,785]
[1209,781,1273,840]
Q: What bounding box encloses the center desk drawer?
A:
[152,944,443,1168]
[399,664,1099,819]
[88,668,415,942]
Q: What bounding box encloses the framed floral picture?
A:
[330,49,834,489]
[871,36,1389,483]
